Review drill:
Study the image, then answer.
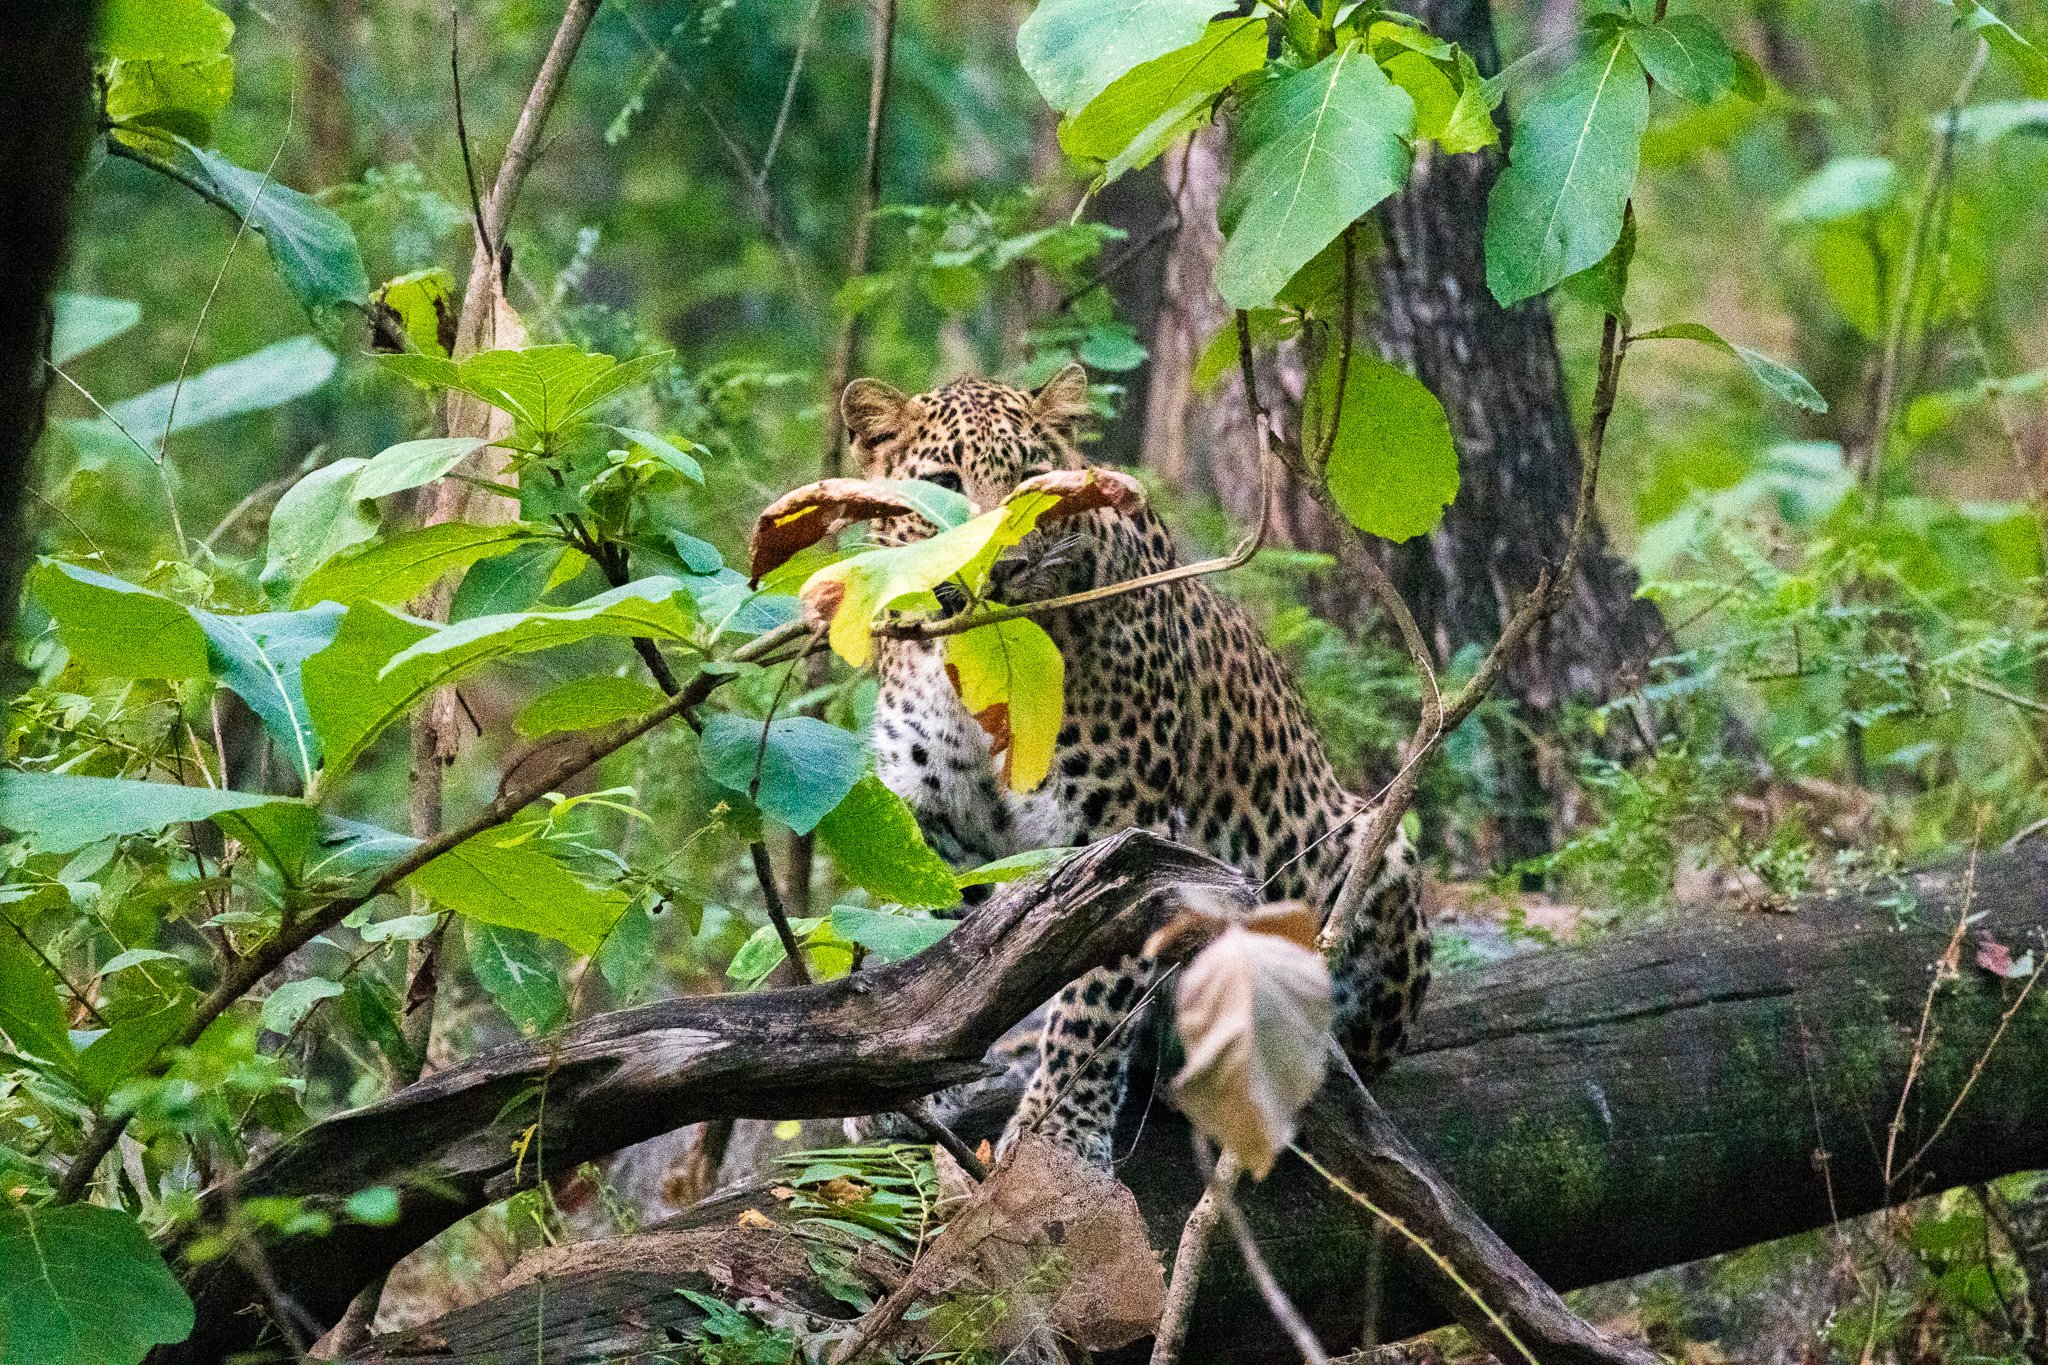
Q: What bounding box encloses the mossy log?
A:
[176,843,2048,1363]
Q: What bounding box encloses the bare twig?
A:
[757,0,826,192]
[820,0,899,478]
[1884,833,1979,1195]
[1198,1143,1330,1365]
[1151,1171,1228,1365]
[750,839,812,986]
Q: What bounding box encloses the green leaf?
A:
[1942,99,2048,144]
[345,1186,402,1226]
[77,991,192,1100]
[0,929,76,1071]
[1017,0,1230,114]
[1624,15,1736,104]
[814,775,962,909]
[1775,156,1898,225]
[192,603,346,783]
[296,523,543,610]
[1632,322,1829,413]
[943,617,1067,792]
[259,977,342,1035]
[369,269,456,357]
[1484,34,1649,307]
[1216,45,1416,310]
[0,772,286,855]
[1949,0,2048,97]
[1383,46,1498,154]
[595,902,660,1003]
[302,603,438,783]
[379,579,699,707]
[464,921,567,1036]
[1318,352,1460,542]
[50,295,140,367]
[378,345,671,446]
[350,436,492,500]
[610,426,704,483]
[106,55,235,151]
[829,905,958,963]
[103,335,336,451]
[0,1202,194,1364]
[98,0,232,60]
[186,144,369,314]
[700,715,866,836]
[33,562,209,679]
[1059,17,1267,175]
[954,846,1081,888]
[406,828,628,957]
[451,542,585,621]
[515,675,668,737]
[869,480,976,532]
[727,922,793,986]
[1558,207,1635,318]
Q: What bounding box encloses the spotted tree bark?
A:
[1139,0,1675,864]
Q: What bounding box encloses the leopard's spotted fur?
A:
[845,364,1429,1166]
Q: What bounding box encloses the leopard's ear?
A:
[841,380,920,474]
[1030,363,1092,438]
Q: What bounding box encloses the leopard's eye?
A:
[922,469,964,493]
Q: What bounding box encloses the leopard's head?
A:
[840,363,1092,516]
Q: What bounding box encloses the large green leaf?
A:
[1059,17,1267,179]
[1018,0,1230,113]
[350,436,492,500]
[49,295,141,367]
[378,579,699,708]
[301,603,437,783]
[1216,45,1416,310]
[449,542,586,622]
[0,1202,194,1365]
[0,930,77,1071]
[1319,352,1460,543]
[191,603,346,782]
[464,922,567,1036]
[814,775,962,909]
[186,145,369,314]
[33,562,209,679]
[1632,323,1829,413]
[405,829,627,956]
[1484,34,1649,307]
[260,458,382,600]
[515,675,668,737]
[0,772,288,855]
[296,523,544,609]
[700,715,866,836]
[1774,156,1898,225]
[1382,48,1499,155]
[378,345,671,447]
[75,989,195,1101]
[107,54,235,151]
[98,0,232,60]
[1624,16,1736,104]
[103,335,336,451]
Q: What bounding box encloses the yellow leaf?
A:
[1171,924,1333,1179]
[944,618,1066,792]
[801,507,1009,667]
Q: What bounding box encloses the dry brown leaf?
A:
[1244,900,1320,950]
[1014,467,1147,521]
[1172,923,1334,1179]
[817,1176,871,1205]
[735,1208,777,1230]
[746,478,932,583]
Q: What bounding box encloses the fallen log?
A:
[158,831,1251,1365]
[345,848,2048,1363]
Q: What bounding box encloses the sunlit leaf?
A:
[350,436,492,500]
[1018,0,1230,114]
[98,0,232,60]
[405,827,628,957]
[301,602,438,783]
[1059,17,1267,180]
[814,775,962,909]
[33,562,209,680]
[943,617,1066,792]
[1318,352,1460,543]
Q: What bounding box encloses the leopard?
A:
[843,362,1429,1167]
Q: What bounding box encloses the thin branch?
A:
[1151,1170,1228,1365]
[750,839,812,986]
[1199,1143,1329,1365]
[101,137,239,217]
[900,1099,988,1181]
[820,0,900,478]
[54,618,814,1203]
[1057,211,1182,312]
[756,0,826,192]
[449,2,494,269]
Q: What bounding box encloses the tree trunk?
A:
[1140,0,1677,865]
[0,1,100,690]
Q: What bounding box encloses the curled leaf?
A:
[747,478,936,584]
[1010,466,1148,521]
[1172,923,1333,1178]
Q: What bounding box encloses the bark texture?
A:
[389,853,2045,1363]
[0,1,100,691]
[1140,0,1676,861]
